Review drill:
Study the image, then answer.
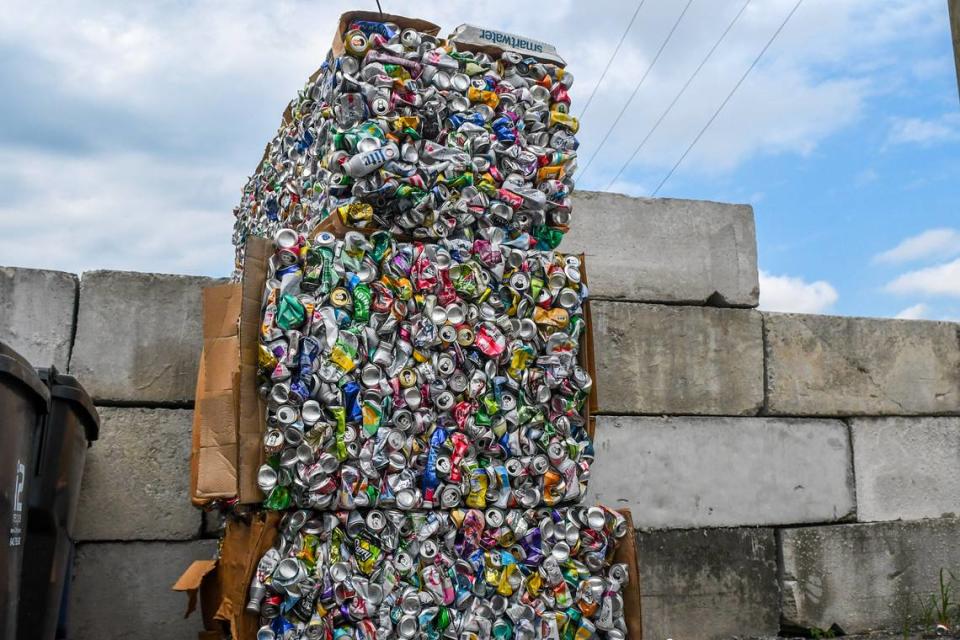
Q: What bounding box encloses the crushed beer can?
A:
[247,505,629,640]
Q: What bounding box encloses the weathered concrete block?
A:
[637,527,780,640]
[69,270,224,404]
[566,192,759,306]
[588,416,855,529]
[851,417,960,522]
[593,302,764,415]
[780,518,960,634]
[70,540,216,640]
[75,407,199,540]
[764,313,960,416]
[0,266,77,369]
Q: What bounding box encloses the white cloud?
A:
[0,0,949,276]
[886,113,960,146]
[759,270,838,313]
[885,258,960,298]
[576,0,943,190]
[894,303,930,319]
[873,228,960,264]
[0,148,239,276]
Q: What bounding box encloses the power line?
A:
[577,0,696,182]
[652,0,804,196]
[605,0,752,191]
[578,0,646,121]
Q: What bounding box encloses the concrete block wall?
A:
[1,191,958,639]
[0,268,222,639]
[565,195,960,638]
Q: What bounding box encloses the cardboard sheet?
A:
[172,558,224,637]
[213,512,282,640]
[237,237,271,503]
[613,508,644,640]
[191,238,270,505]
[191,283,243,503]
[172,560,217,619]
[446,23,566,67]
[580,254,599,416]
[330,11,441,59]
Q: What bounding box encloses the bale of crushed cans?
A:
[246,506,631,640]
[176,12,644,640]
[256,226,595,512]
[231,11,579,273]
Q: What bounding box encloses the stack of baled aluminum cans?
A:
[239,13,632,640]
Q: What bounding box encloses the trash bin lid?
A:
[0,340,50,413]
[37,368,100,442]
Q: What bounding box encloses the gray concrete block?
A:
[69,540,217,640]
[0,266,77,369]
[566,192,759,306]
[851,417,960,522]
[764,313,960,416]
[780,518,960,634]
[592,302,764,415]
[637,527,780,640]
[588,416,855,529]
[69,270,225,404]
[75,407,200,541]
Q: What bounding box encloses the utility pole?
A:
[951,0,960,101]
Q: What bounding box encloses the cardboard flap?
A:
[203,337,240,395]
[579,253,598,415]
[239,237,270,368]
[446,23,566,67]
[237,363,265,503]
[611,509,643,640]
[215,512,282,640]
[174,559,218,591]
[192,282,244,503]
[331,11,441,58]
[237,237,271,504]
[173,560,218,619]
[203,283,242,339]
[190,351,206,507]
[197,446,239,495]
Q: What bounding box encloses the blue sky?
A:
[0,0,958,320]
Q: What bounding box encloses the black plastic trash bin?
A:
[18,367,98,640]
[0,341,50,639]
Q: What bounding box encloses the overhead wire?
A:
[577,0,697,182]
[578,0,646,121]
[604,0,752,191]
[651,0,804,196]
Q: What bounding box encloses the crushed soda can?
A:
[247,505,630,640]
[256,228,593,512]
[231,16,578,273]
